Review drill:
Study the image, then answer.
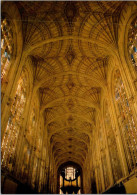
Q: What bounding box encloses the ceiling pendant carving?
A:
[65,44,75,66]
[66,75,75,91]
[64,2,78,34]
[66,99,74,111]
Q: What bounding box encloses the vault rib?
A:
[24,35,117,55]
[41,96,100,111]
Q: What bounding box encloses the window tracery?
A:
[21,144,30,182]
[104,102,123,182]
[114,69,137,172]
[128,16,137,70]
[1,70,27,172]
[31,122,43,189]
[1,18,14,83]
[24,99,39,188]
[26,101,37,146]
[35,120,43,158]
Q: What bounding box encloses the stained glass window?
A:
[1,70,27,172]
[104,102,123,182]
[128,16,137,70]
[1,18,14,83]
[25,98,38,188]
[26,101,37,146]
[98,124,110,189]
[114,69,137,172]
[35,120,43,158]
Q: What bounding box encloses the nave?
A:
[1,1,137,194]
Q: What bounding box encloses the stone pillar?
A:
[94,166,99,193]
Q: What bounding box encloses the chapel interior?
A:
[1,1,137,194]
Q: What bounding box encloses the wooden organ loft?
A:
[1,1,137,194]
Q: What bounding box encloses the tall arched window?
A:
[31,119,43,189]
[114,69,137,172]
[24,98,38,187]
[98,124,110,189]
[26,101,37,146]
[35,119,43,158]
[21,102,39,182]
[21,144,30,183]
[128,16,137,71]
[1,70,28,172]
[104,101,123,182]
[1,18,14,83]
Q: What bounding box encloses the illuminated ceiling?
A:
[16,1,126,168]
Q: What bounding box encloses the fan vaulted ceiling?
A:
[16,1,126,167]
